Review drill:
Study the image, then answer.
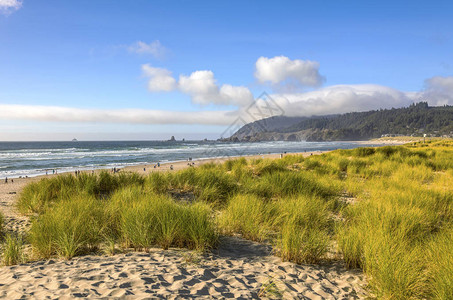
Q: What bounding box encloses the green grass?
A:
[427,229,453,300]
[29,195,105,259]
[274,196,331,264]
[18,171,145,214]
[120,192,217,251]
[27,185,218,259]
[2,234,26,266]
[0,211,3,236]
[334,143,453,299]
[218,194,278,242]
[14,141,453,298]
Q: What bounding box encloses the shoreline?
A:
[0,139,408,180]
[0,141,405,244]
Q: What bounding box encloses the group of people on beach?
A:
[45,169,57,175]
[4,158,200,186]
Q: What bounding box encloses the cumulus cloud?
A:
[0,104,237,125]
[423,76,453,106]
[0,0,22,14]
[142,64,177,92]
[178,71,220,104]
[143,66,254,106]
[255,56,325,88]
[128,40,166,58]
[264,84,414,117]
[142,56,326,106]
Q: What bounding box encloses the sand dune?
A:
[0,152,367,299]
[0,236,365,299]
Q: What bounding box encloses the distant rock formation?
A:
[169,136,176,142]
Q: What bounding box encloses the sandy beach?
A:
[0,237,366,299]
[0,150,371,299]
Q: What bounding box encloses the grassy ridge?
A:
[15,140,453,298]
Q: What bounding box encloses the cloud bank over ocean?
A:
[2,55,452,126]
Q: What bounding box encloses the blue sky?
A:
[0,0,452,140]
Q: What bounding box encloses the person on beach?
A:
[170,165,174,170]
[4,177,7,184]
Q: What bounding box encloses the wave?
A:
[0,141,371,179]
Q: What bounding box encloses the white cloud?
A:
[254,56,325,88]
[422,76,453,106]
[142,64,177,92]
[0,0,22,14]
[219,85,254,106]
[143,66,254,106]
[265,84,414,117]
[1,79,451,130]
[178,71,220,104]
[128,40,166,58]
[0,104,237,125]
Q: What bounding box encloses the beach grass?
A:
[15,140,453,298]
[218,194,278,242]
[29,195,105,259]
[119,190,217,251]
[2,233,26,266]
[0,211,3,236]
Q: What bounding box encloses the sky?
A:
[0,0,452,141]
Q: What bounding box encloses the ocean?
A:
[0,140,380,179]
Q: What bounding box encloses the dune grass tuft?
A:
[0,212,3,235]
[218,194,278,242]
[120,192,217,251]
[2,234,26,266]
[29,195,105,259]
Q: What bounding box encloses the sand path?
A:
[0,178,32,235]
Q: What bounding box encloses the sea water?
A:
[0,140,380,179]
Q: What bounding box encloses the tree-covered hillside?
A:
[227,103,453,141]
